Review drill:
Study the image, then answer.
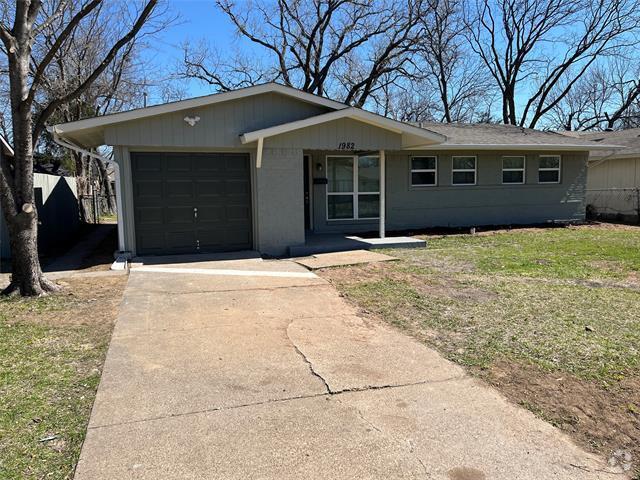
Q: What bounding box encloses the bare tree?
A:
[36,4,174,222]
[414,0,494,122]
[0,0,161,296]
[465,0,640,128]
[550,54,640,130]
[180,0,427,108]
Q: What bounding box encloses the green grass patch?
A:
[403,226,640,280]
[0,281,121,479]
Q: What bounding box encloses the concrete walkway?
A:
[75,257,622,479]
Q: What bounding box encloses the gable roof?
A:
[571,128,640,160]
[415,123,620,151]
[49,83,350,147]
[51,83,346,136]
[241,107,446,147]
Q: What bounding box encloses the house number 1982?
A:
[337,142,355,150]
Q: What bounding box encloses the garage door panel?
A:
[193,156,224,173]
[197,205,225,223]
[225,179,250,195]
[132,152,252,255]
[165,154,192,173]
[166,231,198,251]
[135,207,163,225]
[166,180,194,199]
[197,228,251,252]
[226,205,251,221]
[166,206,195,225]
[224,154,251,172]
[196,179,223,197]
[135,154,161,172]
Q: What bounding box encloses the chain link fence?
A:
[79,193,117,224]
[586,188,640,223]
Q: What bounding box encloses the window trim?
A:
[502,155,526,185]
[538,154,561,184]
[451,155,477,186]
[326,154,380,221]
[410,155,438,187]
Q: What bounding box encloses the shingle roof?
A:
[417,122,610,150]
[570,128,640,159]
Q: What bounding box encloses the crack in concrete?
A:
[88,377,464,431]
[286,319,333,394]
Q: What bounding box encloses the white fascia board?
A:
[240,107,446,145]
[49,83,347,134]
[404,143,625,151]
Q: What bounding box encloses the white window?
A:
[452,156,476,185]
[538,155,561,183]
[502,156,526,184]
[327,155,379,220]
[410,156,437,186]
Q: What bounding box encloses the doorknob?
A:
[193,207,198,219]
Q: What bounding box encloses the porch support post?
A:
[379,149,386,239]
[256,137,264,168]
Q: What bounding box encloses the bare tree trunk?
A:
[96,159,115,214]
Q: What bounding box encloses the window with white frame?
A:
[452,156,476,185]
[327,155,379,220]
[538,155,561,183]
[410,156,437,186]
[502,156,525,184]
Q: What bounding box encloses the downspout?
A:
[48,127,126,255]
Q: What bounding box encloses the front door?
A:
[131,152,252,255]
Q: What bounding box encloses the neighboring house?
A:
[573,129,640,222]
[48,83,615,257]
[0,136,80,259]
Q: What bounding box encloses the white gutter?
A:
[49,126,125,253]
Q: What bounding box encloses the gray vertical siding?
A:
[104,93,331,148]
[266,118,402,150]
[310,150,588,233]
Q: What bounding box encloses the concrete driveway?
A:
[75,255,621,479]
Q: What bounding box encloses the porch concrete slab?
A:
[90,318,327,427]
[288,314,465,392]
[360,236,426,249]
[289,234,425,257]
[294,249,397,270]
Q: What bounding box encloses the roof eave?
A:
[404,143,623,151]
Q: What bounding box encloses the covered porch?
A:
[241,109,443,257]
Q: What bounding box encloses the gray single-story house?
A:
[48,83,616,257]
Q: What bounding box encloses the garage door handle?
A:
[193,207,198,219]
